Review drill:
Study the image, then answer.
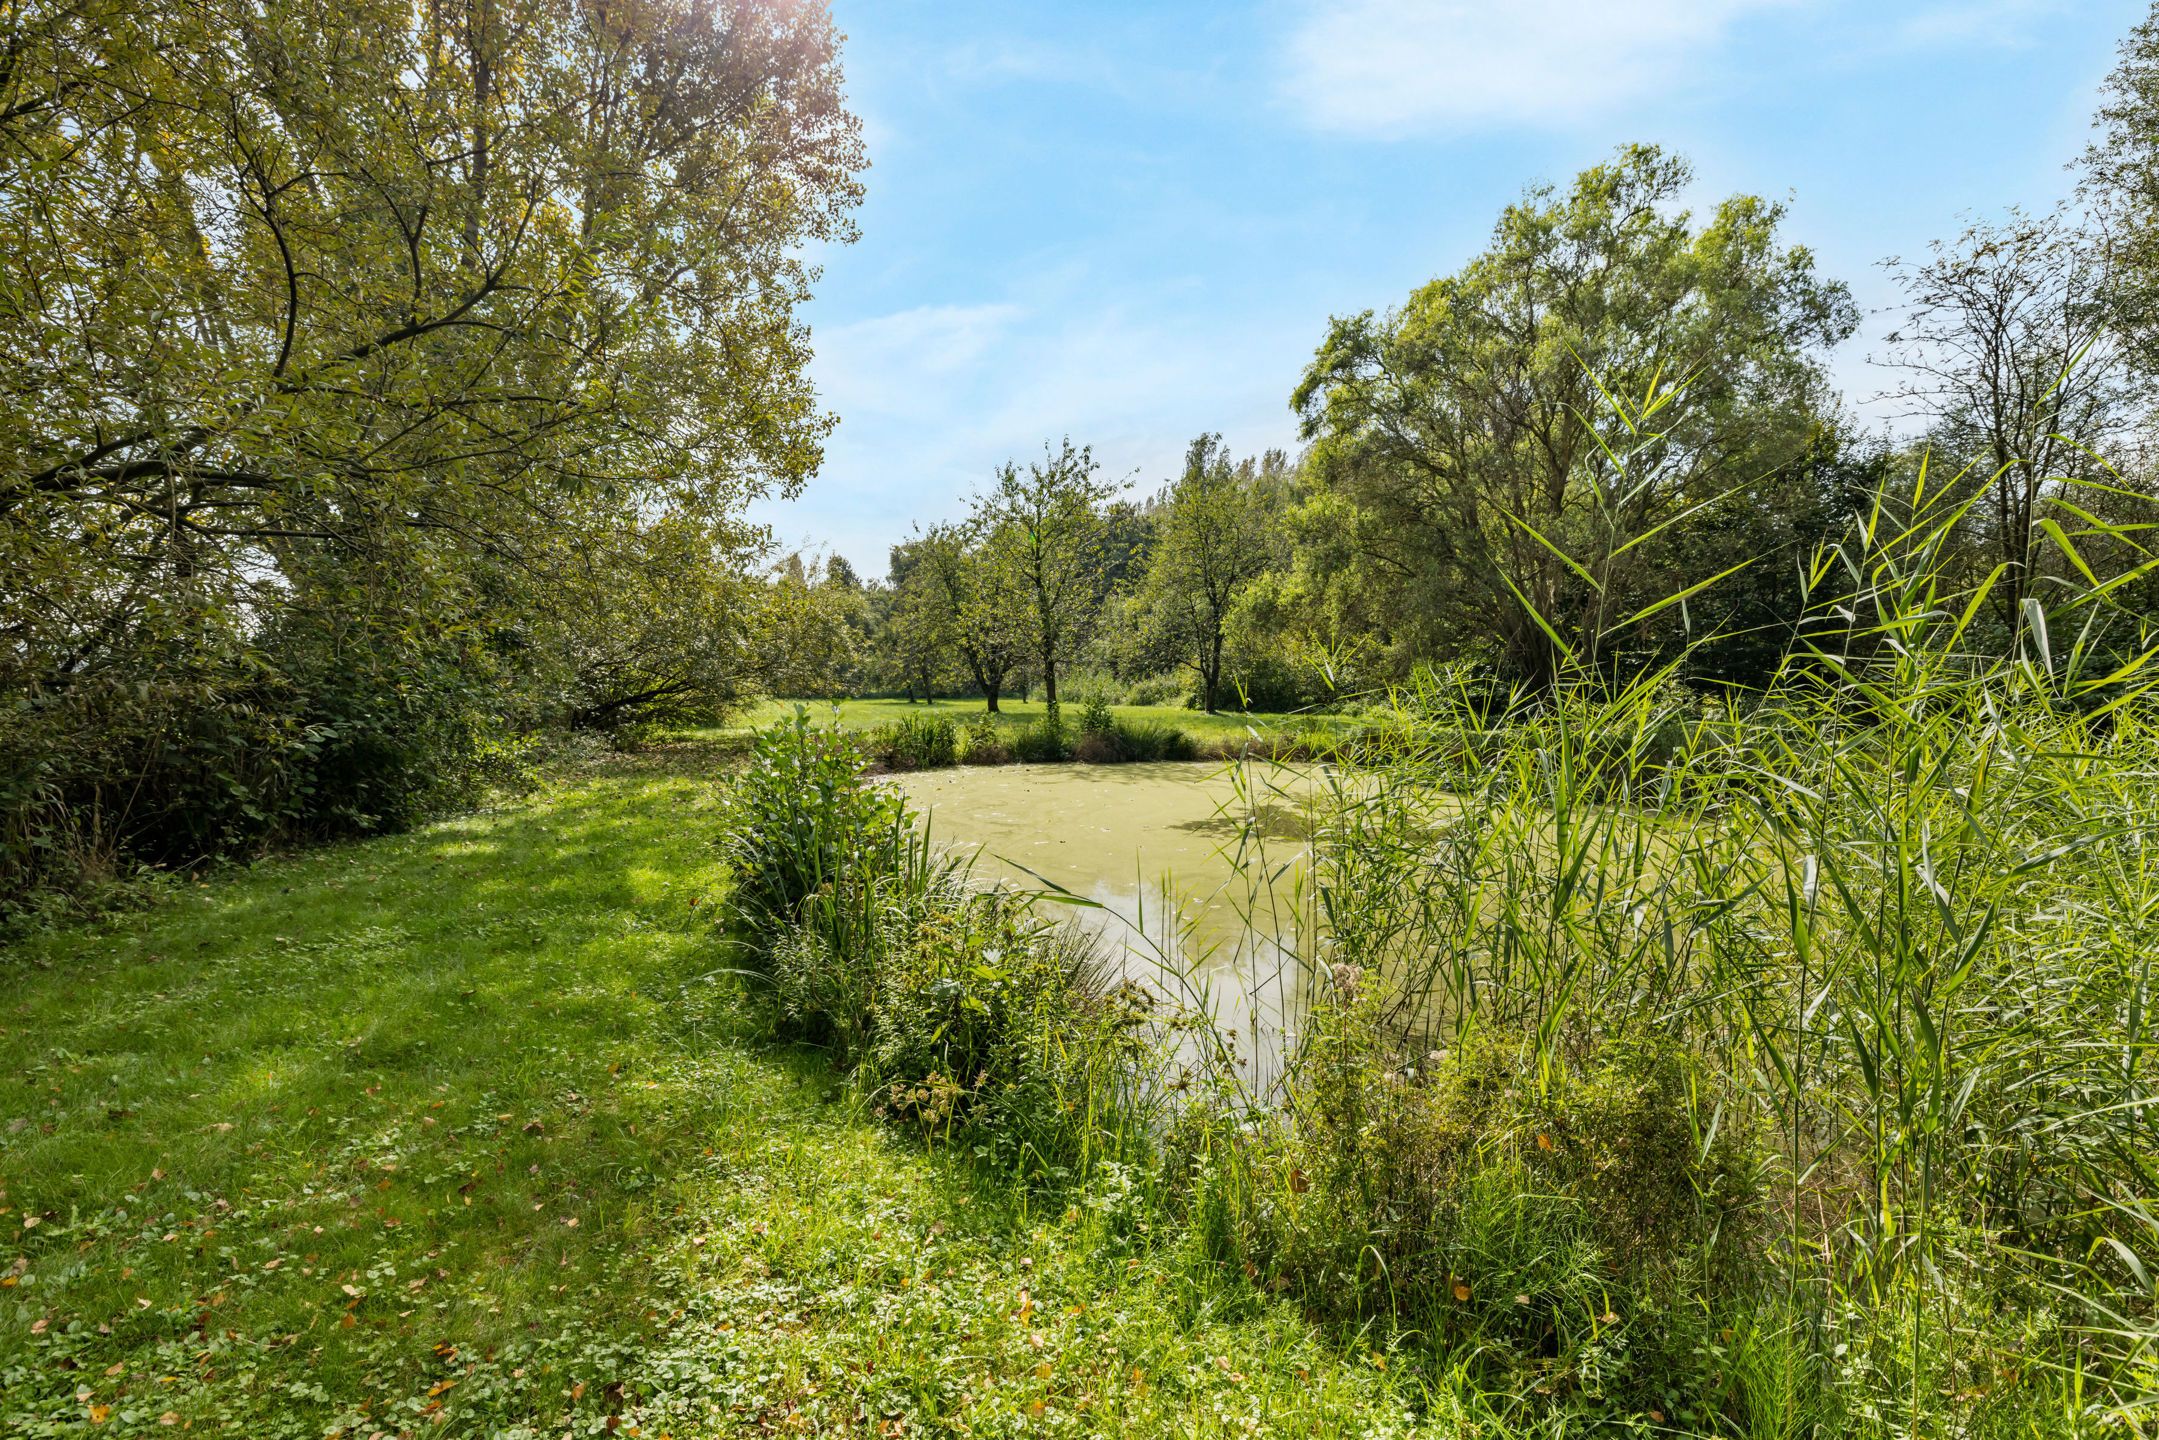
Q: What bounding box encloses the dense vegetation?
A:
[0,747,1450,1437]
[0,0,864,916]
[18,0,2159,1434]
[723,474,2159,1432]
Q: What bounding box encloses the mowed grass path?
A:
[715,697,1349,743]
[0,747,1434,1438]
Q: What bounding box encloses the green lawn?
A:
[716,696,1348,742]
[0,746,1442,1437]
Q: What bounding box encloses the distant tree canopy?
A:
[853,123,2159,715]
[1130,437,1282,712]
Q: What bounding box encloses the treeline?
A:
[826,29,2159,715]
[0,0,865,912]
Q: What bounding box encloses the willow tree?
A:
[0,0,862,884]
[1291,145,1855,688]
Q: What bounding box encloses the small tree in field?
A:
[913,521,1029,712]
[1135,436,1279,712]
[978,440,1118,721]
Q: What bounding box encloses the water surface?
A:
[887,761,1320,1083]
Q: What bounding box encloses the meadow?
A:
[0,746,1443,1437]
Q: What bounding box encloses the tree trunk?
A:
[1041,649,1058,711]
[1203,627,1223,713]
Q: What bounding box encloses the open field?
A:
[0,747,1441,1437]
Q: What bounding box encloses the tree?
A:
[1878,208,2142,624]
[531,508,762,732]
[0,0,864,888]
[758,554,865,701]
[879,536,964,702]
[2087,4,2159,363]
[1134,436,1279,711]
[1292,145,1856,688]
[913,521,1029,711]
[976,440,1118,718]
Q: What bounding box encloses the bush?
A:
[1112,719,1198,762]
[1,613,503,926]
[1121,672,1189,708]
[1201,998,1757,1414]
[725,718,1152,1182]
[1010,715,1071,763]
[958,712,1010,764]
[872,713,958,770]
[1077,694,1116,738]
[720,710,906,950]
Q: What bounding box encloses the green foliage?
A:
[0,596,503,924]
[536,509,765,732]
[977,440,1122,716]
[1010,715,1073,763]
[1077,694,1117,737]
[1129,436,1285,712]
[872,713,960,770]
[1201,1001,1756,1415]
[1290,144,1857,687]
[958,711,1012,765]
[0,0,864,909]
[730,715,1151,1185]
[1,748,1457,1437]
[720,710,904,949]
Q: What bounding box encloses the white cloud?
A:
[810,302,1026,417]
[1891,0,2075,48]
[1278,0,1788,138]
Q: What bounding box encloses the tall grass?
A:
[1176,469,2159,1431]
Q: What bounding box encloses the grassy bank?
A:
[0,746,1443,1437]
[713,697,1347,744]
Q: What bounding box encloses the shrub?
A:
[725,726,1153,1182]
[1112,719,1198,762]
[720,710,906,950]
[1077,694,1116,738]
[872,713,958,770]
[1,612,503,925]
[1121,672,1189,708]
[958,712,1010,764]
[1010,715,1071,763]
[864,884,1150,1179]
[1204,997,1757,1414]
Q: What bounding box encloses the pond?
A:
[886,760,1326,1090]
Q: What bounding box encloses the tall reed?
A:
[1184,464,2159,1429]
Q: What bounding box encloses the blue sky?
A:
[751,0,2148,578]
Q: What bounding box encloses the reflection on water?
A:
[887,760,1321,1092]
